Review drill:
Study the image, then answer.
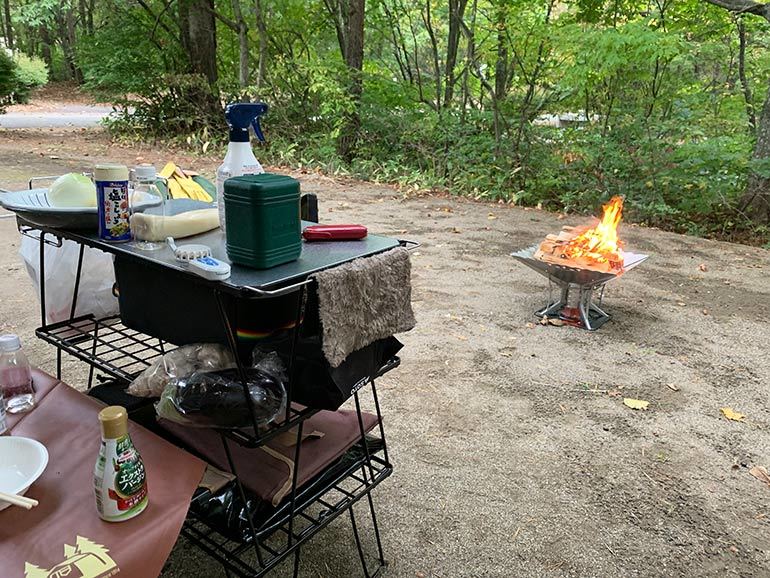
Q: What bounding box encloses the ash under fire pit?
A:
[512,197,649,330]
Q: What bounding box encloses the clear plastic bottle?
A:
[0,397,7,435]
[130,164,165,250]
[0,334,34,414]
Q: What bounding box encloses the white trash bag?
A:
[19,233,119,324]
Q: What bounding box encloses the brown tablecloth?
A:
[0,377,206,578]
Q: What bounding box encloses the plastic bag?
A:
[19,234,119,325]
[156,352,287,429]
[128,343,235,397]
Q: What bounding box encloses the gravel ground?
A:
[1,129,769,578]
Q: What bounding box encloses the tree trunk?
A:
[494,1,507,102]
[3,0,13,50]
[181,0,218,86]
[443,0,468,108]
[39,26,53,72]
[56,7,83,82]
[87,0,95,34]
[737,18,756,130]
[255,0,268,89]
[66,9,83,83]
[338,0,365,163]
[78,0,88,34]
[740,83,770,222]
[232,0,249,87]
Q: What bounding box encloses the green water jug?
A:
[224,173,302,269]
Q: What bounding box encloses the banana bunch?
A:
[158,162,215,203]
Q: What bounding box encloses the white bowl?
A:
[0,436,49,512]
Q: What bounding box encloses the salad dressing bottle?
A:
[94,406,149,522]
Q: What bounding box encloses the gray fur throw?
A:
[313,247,416,367]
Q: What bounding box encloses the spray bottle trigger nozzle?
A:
[252,117,266,143]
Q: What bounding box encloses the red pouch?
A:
[302,224,368,241]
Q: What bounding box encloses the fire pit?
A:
[512,197,648,330]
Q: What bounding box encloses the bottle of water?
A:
[0,334,35,413]
[0,397,7,434]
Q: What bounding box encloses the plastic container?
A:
[95,164,131,242]
[130,164,165,251]
[0,334,34,414]
[94,405,149,522]
[224,174,302,269]
[303,224,368,241]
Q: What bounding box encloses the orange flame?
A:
[563,196,624,267]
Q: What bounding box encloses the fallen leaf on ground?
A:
[607,389,622,397]
[488,212,497,220]
[525,322,536,329]
[539,317,564,326]
[623,398,649,410]
[720,407,745,422]
[666,383,679,392]
[749,466,770,489]
[699,263,708,272]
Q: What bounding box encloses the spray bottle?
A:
[216,102,269,232]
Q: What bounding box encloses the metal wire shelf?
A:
[182,450,392,578]
[20,212,403,578]
[35,314,172,383]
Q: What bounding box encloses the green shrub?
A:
[105,74,222,139]
[0,51,16,112]
[11,53,48,103]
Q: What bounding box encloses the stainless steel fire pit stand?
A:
[511,244,649,331]
[538,278,611,330]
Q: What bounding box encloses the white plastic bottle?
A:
[216,142,263,232]
[94,405,148,522]
[216,103,269,232]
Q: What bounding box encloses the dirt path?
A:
[1,129,769,578]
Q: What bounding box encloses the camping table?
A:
[1,369,206,578]
[11,212,409,577]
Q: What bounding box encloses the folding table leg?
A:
[349,507,373,578]
[291,547,301,578]
[353,389,387,568]
[220,434,266,569]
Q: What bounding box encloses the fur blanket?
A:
[313,247,416,367]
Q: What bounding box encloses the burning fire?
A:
[562,196,624,267]
[535,195,626,273]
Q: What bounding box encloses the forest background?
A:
[1,0,770,245]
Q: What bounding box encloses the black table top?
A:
[18,216,401,297]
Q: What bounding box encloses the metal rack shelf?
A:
[35,314,172,383]
[182,450,392,578]
[19,211,405,578]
